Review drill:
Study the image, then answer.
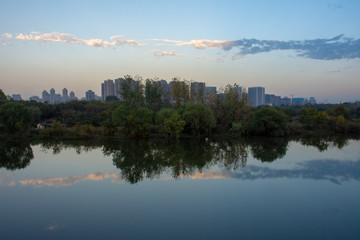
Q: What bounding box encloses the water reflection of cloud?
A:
[187,170,232,180]
[188,159,360,184]
[18,171,123,187]
[2,159,360,187]
[46,222,65,231]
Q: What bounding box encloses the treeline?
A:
[1,76,360,138]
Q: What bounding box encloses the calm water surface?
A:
[1,137,359,239]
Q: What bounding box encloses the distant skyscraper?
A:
[308,97,317,104]
[62,88,68,97]
[114,78,125,100]
[42,90,50,103]
[191,82,206,103]
[85,90,95,101]
[62,88,70,102]
[205,86,217,105]
[69,91,77,101]
[248,87,265,107]
[101,79,115,102]
[29,96,42,102]
[50,88,56,104]
[11,94,21,101]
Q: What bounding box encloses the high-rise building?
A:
[70,91,77,101]
[50,88,56,104]
[101,79,115,102]
[308,97,317,105]
[114,78,125,100]
[85,90,95,101]
[205,86,217,105]
[42,90,50,103]
[191,82,206,103]
[29,96,42,102]
[248,87,265,107]
[11,94,22,101]
[265,94,281,106]
[62,88,70,102]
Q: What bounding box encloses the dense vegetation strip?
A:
[1,76,360,139]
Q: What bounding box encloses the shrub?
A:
[246,107,288,136]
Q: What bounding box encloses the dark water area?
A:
[1,137,360,239]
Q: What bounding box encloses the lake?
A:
[1,137,359,239]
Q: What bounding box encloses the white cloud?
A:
[0,33,13,45]
[152,38,232,49]
[14,32,145,49]
[153,49,182,57]
[3,33,12,38]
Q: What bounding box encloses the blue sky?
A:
[1,0,359,103]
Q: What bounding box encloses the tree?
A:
[27,106,42,124]
[179,103,216,135]
[224,84,246,121]
[246,107,288,136]
[335,115,347,133]
[0,89,8,105]
[145,78,166,112]
[332,104,351,120]
[0,101,31,134]
[105,95,119,102]
[112,104,153,137]
[301,108,329,130]
[156,108,185,139]
[120,75,144,111]
[170,78,190,109]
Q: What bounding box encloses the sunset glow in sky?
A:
[1,0,359,103]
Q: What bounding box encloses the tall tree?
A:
[120,75,145,111]
[0,101,31,134]
[170,78,190,109]
[145,78,165,112]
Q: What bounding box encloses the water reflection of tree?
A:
[212,139,248,169]
[299,135,350,152]
[0,141,33,170]
[5,135,355,183]
[39,140,101,154]
[248,137,289,162]
[105,139,217,183]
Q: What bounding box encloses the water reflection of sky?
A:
[1,140,359,187]
[1,140,360,239]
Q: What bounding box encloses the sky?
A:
[1,0,359,103]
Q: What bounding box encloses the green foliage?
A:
[27,106,42,124]
[332,104,351,120]
[102,119,117,136]
[170,78,190,109]
[112,104,153,137]
[335,115,347,133]
[224,84,248,122]
[0,89,8,105]
[179,103,216,135]
[40,120,66,137]
[0,101,31,134]
[112,104,130,127]
[105,95,119,102]
[72,123,97,138]
[246,107,288,136]
[156,108,185,138]
[301,108,329,130]
[145,79,167,112]
[120,75,145,110]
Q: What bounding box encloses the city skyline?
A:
[1,0,360,103]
